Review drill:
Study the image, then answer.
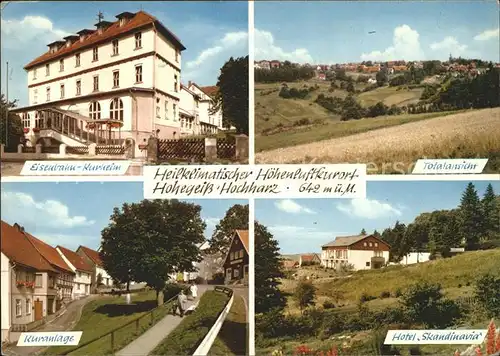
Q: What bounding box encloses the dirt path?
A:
[255,108,500,164]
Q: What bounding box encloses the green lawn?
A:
[43,291,175,355]
[209,296,248,355]
[256,111,457,152]
[357,86,424,107]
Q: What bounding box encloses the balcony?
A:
[371,256,386,269]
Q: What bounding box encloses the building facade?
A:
[1,221,60,343]
[76,245,113,292]
[11,11,225,157]
[56,246,93,299]
[223,230,249,285]
[321,234,391,271]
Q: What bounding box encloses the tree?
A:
[458,183,485,249]
[100,199,206,306]
[376,70,388,87]
[360,228,367,235]
[475,274,500,318]
[0,94,23,152]
[211,56,249,135]
[294,280,316,314]
[96,273,103,287]
[255,221,286,314]
[209,204,249,256]
[481,184,500,239]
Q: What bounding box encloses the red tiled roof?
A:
[24,10,185,70]
[0,221,57,272]
[57,245,93,273]
[300,254,319,262]
[200,86,219,97]
[236,230,249,253]
[282,260,298,268]
[78,245,103,267]
[25,233,74,273]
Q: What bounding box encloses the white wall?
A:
[401,252,431,265]
[348,250,390,270]
[96,266,113,287]
[1,253,11,342]
[56,248,91,299]
[28,29,156,95]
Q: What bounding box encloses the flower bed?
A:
[16,281,35,288]
[23,128,30,134]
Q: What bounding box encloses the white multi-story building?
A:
[56,246,92,299]
[11,11,225,156]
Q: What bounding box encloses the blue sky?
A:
[1,181,247,252]
[0,1,248,106]
[255,180,500,255]
[255,1,499,64]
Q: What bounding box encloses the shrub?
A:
[294,280,317,313]
[194,276,205,285]
[323,300,335,309]
[163,283,183,301]
[380,291,391,299]
[475,274,500,318]
[153,290,230,355]
[360,292,376,303]
[211,272,225,284]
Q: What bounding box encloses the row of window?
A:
[230,249,245,261]
[35,33,143,80]
[15,299,32,317]
[155,98,178,122]
[89,98,124,121]
[34,32,181,81]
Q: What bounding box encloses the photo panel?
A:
[255,179,500,355]
[0,181,249,355]
[1,0,249,177]
[253,1,500,174]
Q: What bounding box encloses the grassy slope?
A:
[208,296,248,356]
[256,111,456,152]
[44,291,174,356]
[282,249,500,314]
[260,250,500,355]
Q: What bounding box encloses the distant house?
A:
[56,246,93,299]
[179,241,224,283]
[270,60,281,69]
[367,78,377,84]
[76,246,113,292]
[255,60,271,70]
[1,221,59,343]
[321,234,391,270]
[400,252,431,265]
[223,230,249,285]
[317,73,326,80]
[282,259,298,269]
[299,254,321,266]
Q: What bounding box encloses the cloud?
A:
[204,217,220,228]
[360,24,425,61]
[430,36,467,55]
[268,225,334,241]
[336,198,402,219]
[474,27,500,41]
[1,191,95,228]
[182,30,248,85]
[255,29,313,63]
[274,199,315,214]
[1,15,69,49]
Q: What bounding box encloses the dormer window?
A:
[116,12,135,27]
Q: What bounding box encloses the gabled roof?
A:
[0,221,57,272]
[25,233,74,274]
[235,230,249,253]
[199,86,219,98]
[24,10,185,70]
[322,234,390,248]
[78,245,103,267]
[57,245,93,273]
[300,253,320,262]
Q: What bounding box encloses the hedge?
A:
[152,290,230,355]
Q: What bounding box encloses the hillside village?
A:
[256,182,500,356]
[254,57,500,171]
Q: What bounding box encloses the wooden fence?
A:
[216,138,236,159]
[59,293,179,355]
[96,145,125,155]
[66,146,89,155]
[157,138,205,161]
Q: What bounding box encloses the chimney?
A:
[13,223,25,233]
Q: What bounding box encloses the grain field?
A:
[255,108,500,173]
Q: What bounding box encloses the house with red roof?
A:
[56,246,93,299]
[299,253,321,266]
[321,234,391,270]
[24,233,75,305]
[223,230,249,285]
[1,221,59,343]
[76,245,113,292]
